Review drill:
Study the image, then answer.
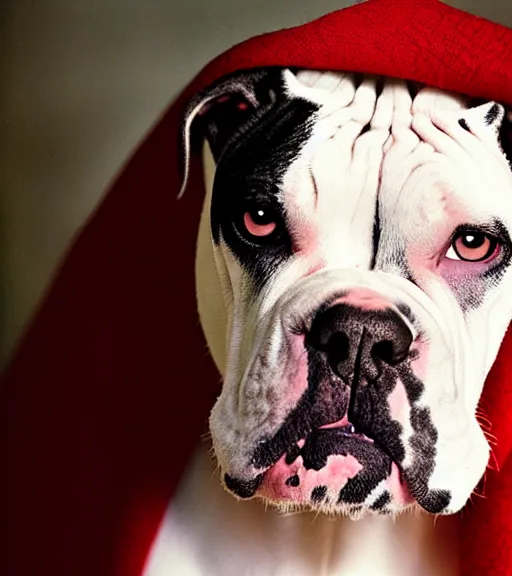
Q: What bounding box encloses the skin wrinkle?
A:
[190,68,512,517]
[348,129,387,235]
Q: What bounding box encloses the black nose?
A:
[307,303,413,382]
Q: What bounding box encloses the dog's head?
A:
[183,68,512,516]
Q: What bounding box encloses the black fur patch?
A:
[420,489,451,514]
[224,473,263,499]
[370,491,391,511]
[311,485,328,503]
[458,118,470,132]
[252,344,350,469]
[208,71,319,290]
[484,103,501,126]
[500,108,512,168]
[370,198,381,270]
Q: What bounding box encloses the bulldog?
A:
[144,69,512,575]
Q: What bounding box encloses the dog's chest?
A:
[143,444,459,576]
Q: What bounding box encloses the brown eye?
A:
[447,231,498,262]
[243,207,277,238]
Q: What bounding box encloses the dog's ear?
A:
[457,101,512,168]
[179,68,287,197]
[189,69,284,161]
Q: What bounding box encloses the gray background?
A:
[1,0,512,363]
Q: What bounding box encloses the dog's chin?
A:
[257,495,416,520]
[220,469,416,519]
[221,424,415,516]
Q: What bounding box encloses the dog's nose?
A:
[307,303,413,382]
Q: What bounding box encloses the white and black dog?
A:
[145,70,512,575]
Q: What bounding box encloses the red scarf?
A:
[3,0,512,574]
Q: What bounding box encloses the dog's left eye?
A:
[242,206,278,238]
[445,230,499,262]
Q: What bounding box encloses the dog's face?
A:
[184,69,512,516]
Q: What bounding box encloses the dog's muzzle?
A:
[212,271,477,516]
[221,290,426,513]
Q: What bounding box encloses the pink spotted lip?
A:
[258,443,363,503]
[256,416,413,508]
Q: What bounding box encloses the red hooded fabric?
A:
[3,0,512,574]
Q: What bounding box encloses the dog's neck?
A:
[144,442,459,576]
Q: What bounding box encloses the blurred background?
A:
[1,0,512,364]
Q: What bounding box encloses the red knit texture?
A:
[3,1,512,574]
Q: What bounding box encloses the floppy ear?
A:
[179,68,287,196]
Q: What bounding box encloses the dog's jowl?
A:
[183,69,512,517]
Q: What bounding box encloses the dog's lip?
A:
[255,427,393,506]
[223,422,424,511]
[251,411,374,473]
[224,417,376,500]
[318,416,374,442]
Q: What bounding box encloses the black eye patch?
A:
[210,94,319,290]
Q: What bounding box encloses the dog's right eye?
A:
[243,207,277,237]
[239,204,282,242]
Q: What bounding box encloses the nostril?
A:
[371,337,410,366]
[326,331,350,365]
[308,305,349,353]
[371,340,395,364]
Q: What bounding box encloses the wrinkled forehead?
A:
[279,71,511,225]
